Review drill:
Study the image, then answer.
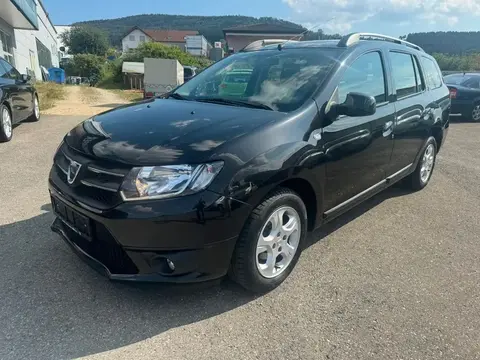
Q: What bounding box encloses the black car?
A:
[49,33,450,293]
[444,73,480,121]
[0,58,40,142]
[183,66,197,82]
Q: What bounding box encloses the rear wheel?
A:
[0,104,13,142]
[229,188,307,293]
[28,95,40,122]
[472,104,480,122]
[405,137,437,191]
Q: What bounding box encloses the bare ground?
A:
[42,86,129,117]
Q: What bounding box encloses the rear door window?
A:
[389,52,418,98]
[421,57,443,89]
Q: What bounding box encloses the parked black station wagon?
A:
[49,33,450,292]
[0,58,40,142]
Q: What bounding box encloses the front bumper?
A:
[49,176,250,283]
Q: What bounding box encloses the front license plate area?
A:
[52,197,92,240]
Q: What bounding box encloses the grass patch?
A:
[109,89,144,102]
[35,82,66,111]
[78,85,101,103]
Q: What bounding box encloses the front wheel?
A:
[229,188,307,293]
[405,137,437,191]
[0,104,13,142]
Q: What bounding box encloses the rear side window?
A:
[422,57,443,89]
[412,56,425,92]
[337,51,386,104]
[389,52,417,98]
[0,60,7,78]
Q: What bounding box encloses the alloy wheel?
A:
[256,206,301,279]
[473,105,480,122]
[2,107,12,139]
[420,143,435,184]
[34,97,40,119]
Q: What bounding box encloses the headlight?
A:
[120,162,223,201]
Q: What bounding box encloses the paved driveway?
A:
[1,117,479,360]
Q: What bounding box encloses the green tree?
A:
[61,26,110,56]
[64,54,105,78]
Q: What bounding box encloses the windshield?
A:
[174,48,342,112]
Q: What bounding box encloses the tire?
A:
[28,95,40,122]
[472,103,480,122]
[0,104,13,142]
[229,188,308,293]
[405,136,437,191]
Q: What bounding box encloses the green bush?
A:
[64,54,105,79]
[123,42,212,68]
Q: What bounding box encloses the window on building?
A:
[129,35,135,41]
[337,51,386,104]
[139,35,146,42]
[422,57,443,89]
[390,52,418,98]
[36,38,52,70]
[0,30,15,65]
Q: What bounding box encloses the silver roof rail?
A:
[241,39,298,52]
[338,32,424,52]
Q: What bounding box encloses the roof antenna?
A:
[278,17,336,50]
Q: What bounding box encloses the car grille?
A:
[62,217,138,275]
[53,143,131,210]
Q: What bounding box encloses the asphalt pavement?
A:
[0,116,479,360]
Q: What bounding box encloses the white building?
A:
[185,35,212,57]
[0,0,59,81]
[121,26,202,55]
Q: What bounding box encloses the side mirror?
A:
[331,92,376,118]
[21,74,31,83]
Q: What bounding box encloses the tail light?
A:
[144,91,154,98]
[449,87,457,99]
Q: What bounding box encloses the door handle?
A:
[383,121,394,137]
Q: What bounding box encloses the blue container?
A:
[48,67,66,84]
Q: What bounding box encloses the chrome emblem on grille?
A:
[67,160,82,185]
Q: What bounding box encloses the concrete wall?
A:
[225,34,300,53]
[14,1,58,80]
[122,29,152,53]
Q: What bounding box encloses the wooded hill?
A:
[75,14,304,45]
[406,32,480,55]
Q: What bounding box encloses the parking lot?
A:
[0,116,479,359]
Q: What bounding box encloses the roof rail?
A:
[241,39,298,52]
[338,33,424,52]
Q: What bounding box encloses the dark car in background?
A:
[0,58,40,142]
[49,33,449,293]
[183,66,197,82]
[444,73,480,121]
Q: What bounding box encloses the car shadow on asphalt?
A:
[0,206,258,359]
[1,185,410,359]
[304,184,412,249]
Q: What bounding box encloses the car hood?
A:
[65,98,286,165]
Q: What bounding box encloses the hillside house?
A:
[122,27,200,53]
[223,23,305,53]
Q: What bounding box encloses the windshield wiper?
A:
[195,97,273,111]
[168,92,188,100]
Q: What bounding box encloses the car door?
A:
[0,59,32,122]
[386,52,430,176]
[321,50,396,213]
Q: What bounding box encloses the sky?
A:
[43,0,480,37]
